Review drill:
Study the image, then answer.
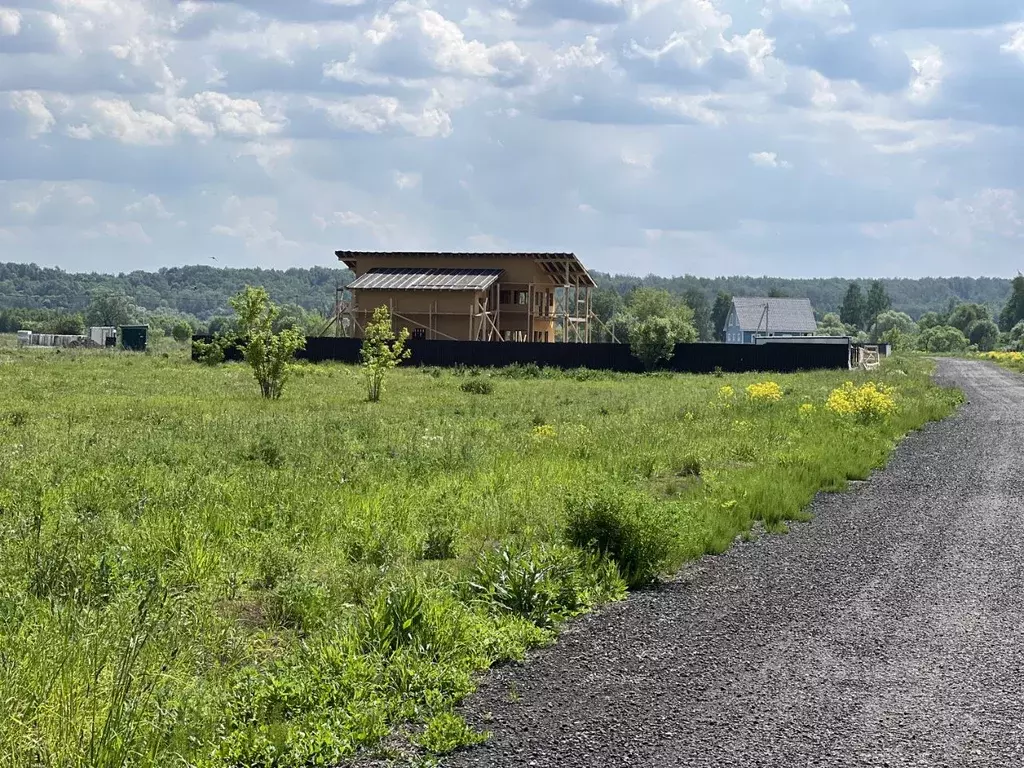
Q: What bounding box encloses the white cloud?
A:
[83,221,153,244]
[9,92,56,138]
[170,92,286,138]
[776,0,850,18]
[67,99,178,145]
[315,94,453,137]
[1001,26,1024,58]
[908,47,943,103]
[0,0,1023,277]
[211,195,299,250]
[393,171,421,189]
[236,139,294,171]
[0,8,21,36]
[749,151,791,168]
[864,189,1024,259]
[321,2,533,86]
[63,92,285,145]
[125,193,173,219]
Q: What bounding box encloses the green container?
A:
[119,325,149,352]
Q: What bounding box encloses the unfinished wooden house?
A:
[334,252,596,342]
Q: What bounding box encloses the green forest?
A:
[0,260,1017,339]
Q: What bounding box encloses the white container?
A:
[89,326,117,346]
[17,330,31,346]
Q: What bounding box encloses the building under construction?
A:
[330,251,597,343]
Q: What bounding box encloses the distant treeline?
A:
[0,261,1016,329]
[592,274,1014,321]
[0,262,351,320]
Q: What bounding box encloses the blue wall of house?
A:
[724,310,752,344]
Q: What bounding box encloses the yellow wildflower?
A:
[531,424,557,439]
[826,381,896,422]
[746,381,783,403]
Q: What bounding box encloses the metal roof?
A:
[730,297,817,333]
[336,251,597,288]
[346,267,504,292]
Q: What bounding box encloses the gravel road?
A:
[448,359,1024,768]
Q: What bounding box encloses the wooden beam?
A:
[494,284,501,340]
[527,283,533,342]
[392,311,459,341]
[585,285,592,343]
[564,261,570,343]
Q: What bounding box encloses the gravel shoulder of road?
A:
[445,359,1024,768]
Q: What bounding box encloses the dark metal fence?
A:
[193,336,850,373]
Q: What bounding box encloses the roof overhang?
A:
[336,251,597,288]
[346,267,503,292]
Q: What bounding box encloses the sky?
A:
[0,0,1023,279]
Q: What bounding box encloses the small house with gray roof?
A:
[723,297,817,344]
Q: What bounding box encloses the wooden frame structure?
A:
[333,252,596,343]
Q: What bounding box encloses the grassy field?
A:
[0,344,961,767]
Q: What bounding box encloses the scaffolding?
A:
[323,280,619,344]
[331,252,603,343]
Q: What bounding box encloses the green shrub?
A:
[564,483,674,588]
[466,541,622,628]
[417,711,488,755]
[253,544,298,590]
[361,306,411,402]
[266,577,330,631]
[344,529,396,567]
[171,321,193,344]
[500,362,542,379]
[245,435,284,468]
[420,523,457,561]
[460,378,494,395]
[5,410,28,428]
[356,582,433,656]
[676,455,702,477]
[229,286,306,399]
[192,337,225,365]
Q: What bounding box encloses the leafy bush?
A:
[266,577,330,630]
[253,544,298,590]
[826,381,897,422]
[630,317,676,370]
[229,286,306,399]
[466,541,622,628]
[356,582,433,656]
[499,362,542,379]
[171,321,193,344]
[460,378,494,395]
[417,712,488,755]
[1008,321,1024,351]
[361,306,411,402]
[192,337,225,366]
[967,318,999,352]
[5,410,28,428]
[870,310,916,343]
[917,325,969,354]
[564,483,673,588]
[676,455,701,477]
[420,523,457,561]
[246,435,284,467]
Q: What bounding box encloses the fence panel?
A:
[192,336,850,373]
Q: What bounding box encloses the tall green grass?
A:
[0,346,961,765]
